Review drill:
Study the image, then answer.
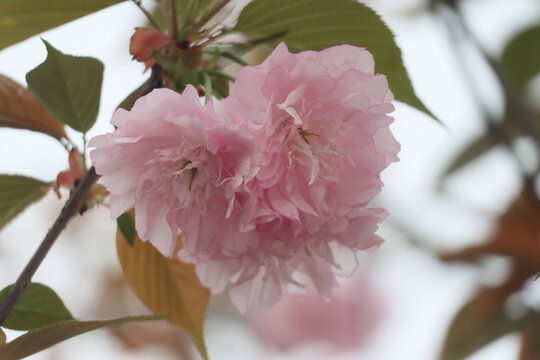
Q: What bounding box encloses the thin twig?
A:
[131,0,161,30]
[436,4,535,184]
[203,69,235,82]
[0,167,98,326]
[139,64,164,97]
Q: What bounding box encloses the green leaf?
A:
[0,283,73,331]
[0,315,164,360]
[0,175,49,231]
[26,40,104,133]
[440,276,533,360]
[441,134,498,178]
[502,24,540,89]
[203,69,235,82]
[116,210,210,360]
[0,0,124,51]
[0,74,67,141]
[117,212,135,247]
[218,50,249,66]
[234,0,436,120]
[442,309,537,360]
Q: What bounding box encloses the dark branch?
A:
[0,167,98,326]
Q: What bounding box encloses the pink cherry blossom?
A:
[247,270,385,352]
[90,86,255,257]
[91,43,399,313]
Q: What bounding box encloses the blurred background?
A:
[1,0,539,359]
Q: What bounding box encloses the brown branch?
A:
[0,62,165,327]
[0,167,98,326]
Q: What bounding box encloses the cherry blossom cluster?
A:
[90,43,400,312]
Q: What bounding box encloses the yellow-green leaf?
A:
[0,174,49,231]
[0,0,124,51]
[116,210,210,360]
[234,0,436,120]
[0,315,164,360]
[0,74,67,140]
[0,283,73,331]
[440,271,535,360]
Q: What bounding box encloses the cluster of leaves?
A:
[0,0,436,359]
[434,4,540,359]
[440,187,540,360]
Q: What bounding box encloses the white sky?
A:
[0,0,539,359]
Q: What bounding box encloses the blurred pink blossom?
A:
[247,271,385,352]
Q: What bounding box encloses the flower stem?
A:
[196,0,231,29]
[0,167,98,326]
[82,133,88,170]
[202,72,212,104]
[203,69,235,82]
[169,0,179,40]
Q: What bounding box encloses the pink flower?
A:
[91,43,399,313]
[180,43,400,312]
[90,86,255,257]
[247,270,385,352]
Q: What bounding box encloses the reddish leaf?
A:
[441,186,540,264]
[0,74,67,140]
[111,322,196,359]
[519,328,540,360]
[52,149,85,198]
[130,28,173,70]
